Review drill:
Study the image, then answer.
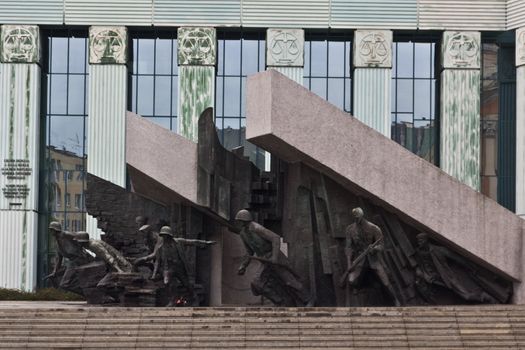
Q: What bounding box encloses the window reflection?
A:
[391,39,437,163]
[130,31,179,132]
[216,31,266,169]
[304,32,352,113]
[43,31,89,272]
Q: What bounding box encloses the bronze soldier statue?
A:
[74,232,133,273]
[133,226,214,306]
[45,222,94,292]
[414,232,499,304]
[342,207,400,306]
[235,209,312,306]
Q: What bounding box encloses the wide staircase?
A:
[0,303,525,349]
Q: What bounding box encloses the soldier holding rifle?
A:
[342,207,400,306]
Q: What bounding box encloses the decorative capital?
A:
[442,31,480,69]
[177,27,216,66]
[0,25,40,63]
[89,26,127,65]
[516,27,525,67]
[353,30,392,68]
[266,28,304,67]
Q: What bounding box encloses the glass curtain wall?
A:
[391,36,438,164]
[304,31,353,113]
[130,30,179,132]
[39,29,89,284]
[215,30,266,169]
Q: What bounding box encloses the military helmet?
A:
[351,207,364,219]
[48,221,62,232]
[159,226,174,237]
[74,232,90,243]
[235,209,253,222]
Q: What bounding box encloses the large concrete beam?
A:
[246,70,524,290]
[126,112,198,204]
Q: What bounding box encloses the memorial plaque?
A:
[1,159,32,206]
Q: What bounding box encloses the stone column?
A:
[0,25,41,290]
[515,27,525,218]
[177,27,216,142]
[352,30,392,137]
[86,26,128,238]
[440,31,481,190]
[266,28,304,83]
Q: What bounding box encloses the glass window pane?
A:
[396,42,414,78]
[414,80,431,119]
[328,78,344,110]
[310,41,327,76]
[68,38,87,74]
[50,37,68,73]
[328,41,345,77]
[225,40,241,76]
[310,78,327,99]
[242,39,260,76]
[414,43,431,78]
[67,75,86,115]
[137,39,155,74]
[224,77,240,117]
[137,76,154,116]
[155,39,173,75]
[50,75,67,115]
[215,76,223,117]
[154,76,171,116]
[396,79,413,113]
[49,116,85,157]
[171,76,178,117]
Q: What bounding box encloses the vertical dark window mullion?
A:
[152,36,157,118]
[66,36,70,115]
[412,42,416,153]
[239,34,243,146]
[170,34,174,131]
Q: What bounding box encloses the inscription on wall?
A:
[1,159,31,204]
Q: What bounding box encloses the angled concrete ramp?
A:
[246,70,525,300]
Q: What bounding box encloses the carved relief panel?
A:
[177,27,216,66]
[442,31,480,69]
[0,25,40,63]
[353,30,392,68]
[516,27,525,67]
[266,28,304,67]
[89,26,127,65]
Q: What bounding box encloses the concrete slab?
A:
[126,112,198,204]
[246,70,525,298]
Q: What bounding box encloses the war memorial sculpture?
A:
[43,71,518,307]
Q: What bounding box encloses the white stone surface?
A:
[177,27,216,66]
[0,25,40,63]
[89,26,127,64]
[516,27,525,68]
[353,30,392,68]
[266,28,304,67]
[442,31,481,69]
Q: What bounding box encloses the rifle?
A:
[339,238,383,288]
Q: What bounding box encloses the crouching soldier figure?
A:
[133,226,214,307]
[74,232,133,273]
[45,222,94,293]
[235,209,312,306]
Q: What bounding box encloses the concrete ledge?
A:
[246,70,524,287]
[126,112,198,204]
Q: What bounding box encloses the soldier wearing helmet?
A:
[133,225,214,306]
[74,232,132,273]
[235,209,311,306]
[344,207,400,306]
[45,221,94,283]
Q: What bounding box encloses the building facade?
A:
[0,0,524,292]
